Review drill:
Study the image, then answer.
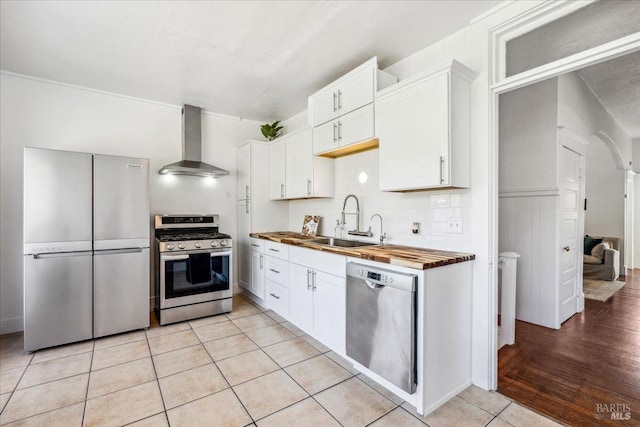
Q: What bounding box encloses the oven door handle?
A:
[210,250,233,257]
[160,254,190,261]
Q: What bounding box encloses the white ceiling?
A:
[578,51,640,139]
[0,0,500,122]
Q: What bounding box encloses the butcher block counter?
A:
[249,231,475,270]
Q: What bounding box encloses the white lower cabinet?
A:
[288,247,346,353]
[266,280,288,317]
[249,249,265,300]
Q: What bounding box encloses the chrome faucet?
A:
[341,194,372,237]
[371,214,386,244]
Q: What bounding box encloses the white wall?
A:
[584,138,625,239]
[288,148,472,250]
[633,138,640,173]
[0,73,261,333]
[498,79,558,191]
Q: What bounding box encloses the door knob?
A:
[563,246,570,252]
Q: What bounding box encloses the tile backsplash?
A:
[288,148,473,252]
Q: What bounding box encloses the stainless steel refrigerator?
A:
[23,148,150,351]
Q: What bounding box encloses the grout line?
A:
[144,327,169,424]
[81,340,95,426]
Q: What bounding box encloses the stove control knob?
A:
[177,243,186,250]
[220,240,227,247]
[194,242,202,249]
[211,241,219,247]
[166,243,175,251]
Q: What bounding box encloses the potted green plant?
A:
[260,120,283,141]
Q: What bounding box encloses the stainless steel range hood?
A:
[159,105,230,178]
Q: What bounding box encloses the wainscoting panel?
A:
[499,194,559,329]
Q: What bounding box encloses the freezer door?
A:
[23,148,92,251]
[94,248,150,338]
[93,155,150,250]
[24,252,93,351]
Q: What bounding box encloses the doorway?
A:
[491,5,640,425]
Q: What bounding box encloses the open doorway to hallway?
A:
[497,50,640,425]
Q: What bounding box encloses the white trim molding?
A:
[487,0,640,390]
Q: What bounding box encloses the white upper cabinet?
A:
[312,104,376,156]
[237,143,251,200]
[308,57,396,158]
[269,139,286,200]
[283,129,334,200]
[377,60,474,191]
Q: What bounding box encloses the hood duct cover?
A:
[159,105,230,178]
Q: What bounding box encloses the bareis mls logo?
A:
[595,403,631,421]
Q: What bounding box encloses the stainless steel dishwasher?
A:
[346,261,417,394]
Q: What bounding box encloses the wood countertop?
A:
[249,231,475,270]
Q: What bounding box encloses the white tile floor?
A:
[0,295,563,426]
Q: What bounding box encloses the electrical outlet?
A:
[446,218,462,234]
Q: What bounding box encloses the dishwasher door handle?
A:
[365,280,384,289]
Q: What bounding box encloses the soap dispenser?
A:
[334,220,343,238]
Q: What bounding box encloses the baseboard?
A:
[0,316,23,335]
[422,380,472,415]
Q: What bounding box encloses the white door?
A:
[288,263,314,333]
[285,130,313,199]
[237,200,251,290]
[336,104,374,149]
[312,270,346,353]
[559,145,582,324]
[237,144,251,201]
[269,140,287,200]
[250,250,265,299]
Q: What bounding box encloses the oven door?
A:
[160,249,232,309]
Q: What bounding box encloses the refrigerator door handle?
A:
[34,251,92,259]
[94,248,143,255]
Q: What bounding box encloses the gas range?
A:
[153,214,233,325]
[154,215,232,252]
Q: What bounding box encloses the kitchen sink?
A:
[309,237,377,248]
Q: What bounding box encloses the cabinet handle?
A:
[270,293,280,300]
[333,92,337,112]
[280,183,285,198]
[439,156,445,185]
[337,90,342,110]
[312,271,317,291]
[338,121,342,141]
[269,248,279,252]
[260,254,263,269]
[269,268,280,274]
[251,244,260,248]
[307,179,312,196]
[307,269,311,290]
[333,122,337,143]
[245,185,249,199]
[245,200,250,214]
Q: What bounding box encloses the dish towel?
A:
[187,253,212,284]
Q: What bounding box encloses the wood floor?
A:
[498,269,640,426]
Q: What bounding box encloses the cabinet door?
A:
[336,104,374,148]
[250,250,265,299]
[288,263,314,333]
[269,140,287,200]
[285,129,313,199]
[237,144,251,200]
[338,67,374,117]
[377,74,449,191]
[311,88,340,127]
[237,200,251,290]
[313,120,338,155]
[312,270,346,353]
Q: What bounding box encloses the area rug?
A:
[583,279,625,301]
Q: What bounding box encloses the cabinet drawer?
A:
[266,280,289,317]
[250,238,264,252]
[289,246,346,278]
[264,241,289,260]
[265,256,289,287]
[313,104,374,156]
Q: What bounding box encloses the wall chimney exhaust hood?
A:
[159,105,230,178]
